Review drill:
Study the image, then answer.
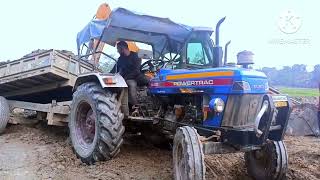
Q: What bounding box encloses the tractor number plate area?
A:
[274,101,288,108]
[272,95,288,107]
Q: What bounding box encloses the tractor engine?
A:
[155,95,209,132]
[136,87,208,133]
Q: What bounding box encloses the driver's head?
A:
[117,41,129,56]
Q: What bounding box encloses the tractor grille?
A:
[222,95,263,129]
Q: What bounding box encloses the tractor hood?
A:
[149,67,269,94]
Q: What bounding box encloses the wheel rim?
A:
[255,149,270,166]
[75,101,96,149]
[251,146,272,173]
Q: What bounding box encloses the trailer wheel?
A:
[173,126,205,180]
[0,96,10,134]
[69,82,125,165]
[245,141,288,180]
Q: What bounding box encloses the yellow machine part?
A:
[92,3,139,66]
[96,3,112,20]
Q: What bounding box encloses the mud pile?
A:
[286,97,319,136]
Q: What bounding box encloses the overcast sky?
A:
[0,0,318,70]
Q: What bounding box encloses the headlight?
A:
[103,77,116,84]
[232,81,251,91]
[209,98,225,113]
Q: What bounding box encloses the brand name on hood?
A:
[173,80,215,86]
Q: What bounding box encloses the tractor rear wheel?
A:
[173,126,205,180]
[0,96,10,134]
[245,140,288,180]
[69,82,125,165]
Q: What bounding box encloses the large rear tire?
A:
[173,126,205,180]
[0,96,10,134]
[245,141,288,180]
[69,82,125,165]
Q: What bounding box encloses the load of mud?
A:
[286,97,319,136]
[22,49,77,59]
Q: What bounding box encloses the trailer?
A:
[0,49,93,127]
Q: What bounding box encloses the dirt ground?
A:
[0,120,320,180]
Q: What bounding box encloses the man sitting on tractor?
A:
[114,41,149,112]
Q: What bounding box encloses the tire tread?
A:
[69,83,124,164]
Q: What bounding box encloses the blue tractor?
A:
[71,7,292,180]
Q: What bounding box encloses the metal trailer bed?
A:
[0,50,94,125]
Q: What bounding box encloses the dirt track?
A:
[0,121,320,180]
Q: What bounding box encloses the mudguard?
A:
[74,72,128,91]
[73,72,129,117]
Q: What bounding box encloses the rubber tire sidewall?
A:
[173,126,205,180]
[0,96,10,134]
[245,141,288,180]
[69,86,99,159]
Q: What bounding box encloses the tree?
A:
[277,66,293,87]
[99,53,117,72]
[291,64,309,88]
[260,64,316,88]
[312,64,320,88]
[261,67,278,85]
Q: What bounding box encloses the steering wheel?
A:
[140,59,165,73]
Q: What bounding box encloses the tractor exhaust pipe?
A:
[214,17,226,67]
[215,17,226,46]
[224,40,231,65]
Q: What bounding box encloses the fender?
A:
[74,72,129,116]
[73,72,128,92]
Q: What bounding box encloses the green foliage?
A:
[312,64,320,82]
[99,61,116,73]
[260,64,320,88]
[98,54,117,73]
[279,87,319,97]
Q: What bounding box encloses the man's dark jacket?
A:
[115,51,141,80]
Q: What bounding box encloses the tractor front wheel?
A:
[245,140,288,180]
[173,126,205,180]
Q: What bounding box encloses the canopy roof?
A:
[77,8,213,57]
